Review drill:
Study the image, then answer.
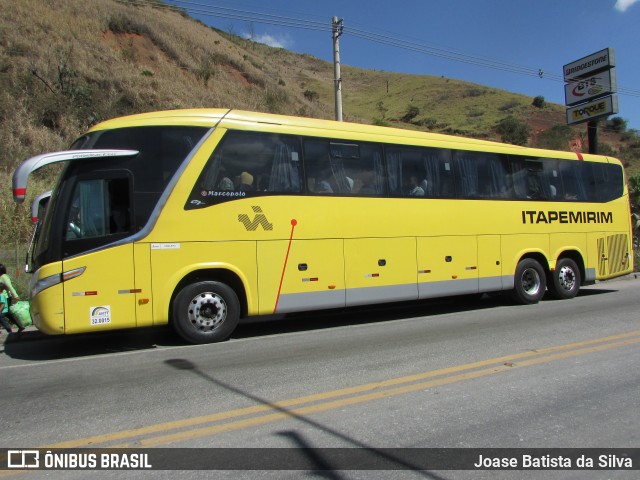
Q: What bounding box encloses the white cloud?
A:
[242,32,292,49]
[255,33,291,49]
[614,0,639,12]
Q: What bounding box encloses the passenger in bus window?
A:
[407,175,425,196]
[564,191,578,201]
[217,167,234,191]
[353,170,376,195]
[236,171,254,192]
[316,177,333,193]
[345,176,354,192]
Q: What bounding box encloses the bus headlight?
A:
[30,267,86,298]
[30,273,62,298]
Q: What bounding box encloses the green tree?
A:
[400,104,420,123]
[496,116,530,146]
[629,175,640,214]
[532,95,545,108]
[303,90,319,101]
[606,116,627,133]
[535,125,573,150]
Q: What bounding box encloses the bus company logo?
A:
[7,450,39,468]
[522,210,613,224]
[90,306,111,325]
[238,206,273,231]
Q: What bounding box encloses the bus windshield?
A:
[32,126,209,269]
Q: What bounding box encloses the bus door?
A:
[417,236,479,298]
[60,172,138,334]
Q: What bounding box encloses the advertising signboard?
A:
[566,95,618,125]
[564,69,617,106]
[563,48,615,82]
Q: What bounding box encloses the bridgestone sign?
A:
[563,48,615,83]
[563,48,618,126]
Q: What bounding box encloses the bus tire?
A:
[547,258,581,300]
[510,258,546,305]
[172,281,240,344]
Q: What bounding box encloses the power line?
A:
[133,0,640,99]
[146,0,331,32]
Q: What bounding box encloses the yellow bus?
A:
[12,109,633,343]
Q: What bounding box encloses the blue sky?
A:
[168,0,640,131]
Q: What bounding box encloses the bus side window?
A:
[589,163,623,202]
[509,157,528,199]
[190,131,302,206]
[541,160,559,200]
[453,152,480,198]
[558,161,588,201]
[265,140,302,192]
[386,146,440,198]
[347,144,385,196]
[304,139,381,196]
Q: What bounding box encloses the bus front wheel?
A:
[172,281,240,344]
[510,258,546,305]
[547,258,581,300]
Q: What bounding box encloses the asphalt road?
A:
[1,277,639,479]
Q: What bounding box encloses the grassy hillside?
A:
[1,0,638,251]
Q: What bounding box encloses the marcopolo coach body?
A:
[12,109,634,343]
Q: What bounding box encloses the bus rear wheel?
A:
[547,258,581,300]
[510,258,546,304]
[172,281,240,344]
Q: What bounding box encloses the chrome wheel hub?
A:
[188,292,227,332]
[557,266,576,291]
[521,268,541,296]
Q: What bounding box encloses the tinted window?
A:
[188,131,302,208]
[386,146,453,198]
[78,126,207,226]
[305,139,385,196]
[587,162,624,202]
[185,130,625,207]
[33,126,207,267]
[65,177,131,241]
[61,173,133,257]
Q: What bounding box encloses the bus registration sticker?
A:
[90,306,111,325]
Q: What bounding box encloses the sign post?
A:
[563,48,618,154]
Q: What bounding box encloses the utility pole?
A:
[332,16,344,121]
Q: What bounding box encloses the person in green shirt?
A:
[0,264,20,300]
[0,264,23,334]
[0,292,14,333]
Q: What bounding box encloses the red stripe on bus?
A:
[274,219,298,313]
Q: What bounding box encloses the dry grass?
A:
[0,0,637,247]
